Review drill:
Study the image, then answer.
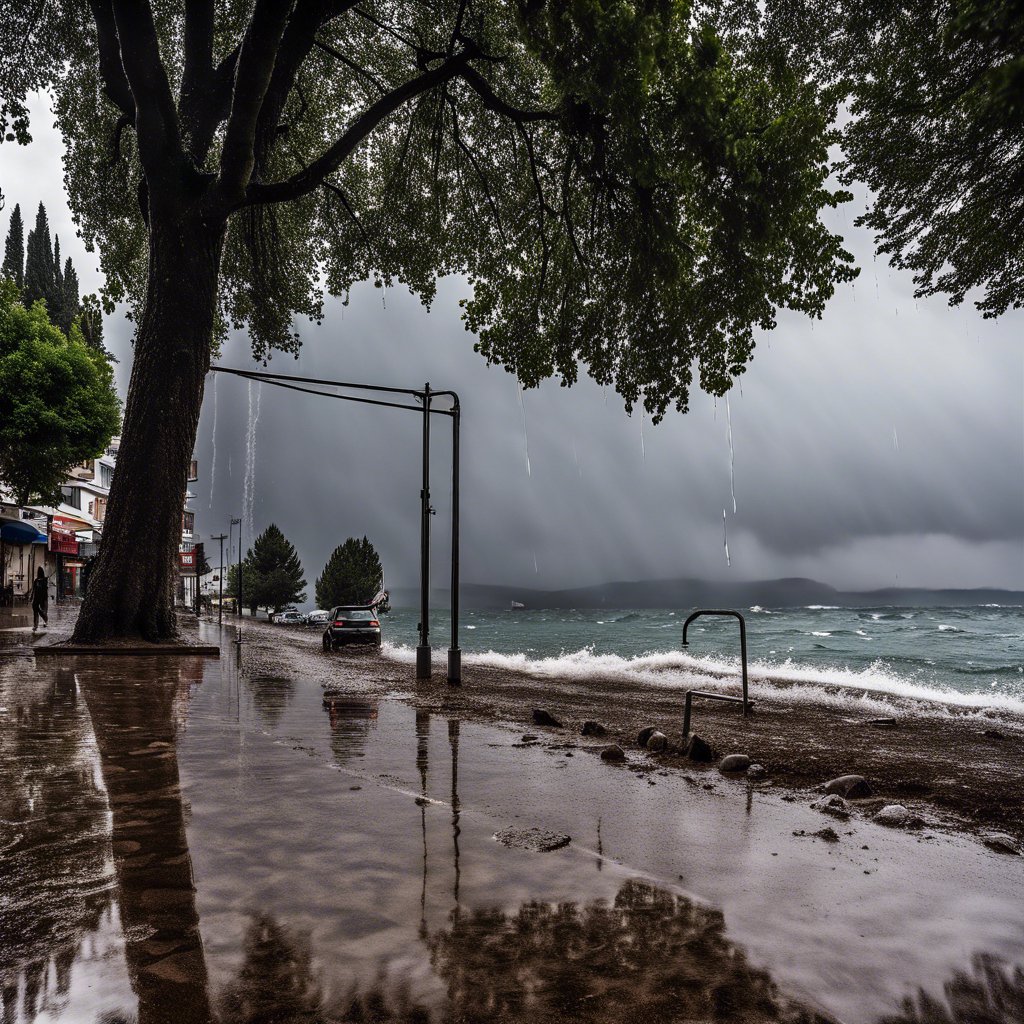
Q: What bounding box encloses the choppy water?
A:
[383,605,1024,715]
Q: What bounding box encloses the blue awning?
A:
[0,521,47,544]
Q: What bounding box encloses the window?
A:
[100,463,114,487]
[182,511,195,534]
[60,486,82,509]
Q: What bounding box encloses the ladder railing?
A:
[681,609,753,737]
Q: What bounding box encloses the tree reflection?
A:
[427,879,832,1024]
[80,659,212,1024]
[878,954,1024,1024]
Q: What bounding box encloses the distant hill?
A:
[390,577,1024,610]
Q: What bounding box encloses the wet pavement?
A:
[2,612,1023,1023]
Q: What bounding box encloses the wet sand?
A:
[2,609,1023,1023]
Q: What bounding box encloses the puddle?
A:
[1,647,1023,1023]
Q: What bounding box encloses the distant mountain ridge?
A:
[391,576,1024,610]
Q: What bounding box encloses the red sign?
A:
[179,550,196,572]
[49,523,79,555]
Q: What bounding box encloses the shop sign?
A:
[179,550,197,572]
[49,521,79,555]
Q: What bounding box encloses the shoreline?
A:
[238,618,1024,845]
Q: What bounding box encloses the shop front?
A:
[50,519,81,600]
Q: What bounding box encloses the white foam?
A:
[805,605,839,610]
[380,642,1024,717]
[810,631,832,637]
[937,624,961,632]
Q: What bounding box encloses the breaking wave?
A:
[380,643,1024,718]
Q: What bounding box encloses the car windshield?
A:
[336,609,374,620]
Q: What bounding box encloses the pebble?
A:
[873,804,913,827]
[811,794,851,819]
[747,764,767,780]
[646,731,669,753]
[719,753,751,773]
[580,720,608,737]
[600,744,626,762]
[824,774,873,799]
[814,827,840,843]
[532,708,563,728]
[683,734,715,763]
[636,726,657,747]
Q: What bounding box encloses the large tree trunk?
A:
[74,213,224,642]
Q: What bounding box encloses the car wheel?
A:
[322,633,331,652]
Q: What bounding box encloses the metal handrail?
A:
[681,609,753,737]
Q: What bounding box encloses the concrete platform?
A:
[33,643,221,657]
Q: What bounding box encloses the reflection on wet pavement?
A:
[1,635,1023,1023]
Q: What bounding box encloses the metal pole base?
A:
[447,648,461,686]
[416,645,432,679]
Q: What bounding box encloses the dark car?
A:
[323,606,381,650]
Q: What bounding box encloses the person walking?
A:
[31,566,49,630]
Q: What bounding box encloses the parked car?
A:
[306,609,331,626]
[322,606,381,650]
[275,610,306,626]
[269,606,297,623]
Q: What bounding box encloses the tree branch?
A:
[315,37,386,94]
[179,0,214,156]
[322,179,370,243]
[244,53,473,207]
[459,65,557,124]
[88,0,135,119]
[109,0,183,188]
[215,0,295,204]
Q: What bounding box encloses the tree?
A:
[79,292,115,361]
[1,3,856,641]
[770,0,1024,317]
[229,524,306,614]
[316,537,384,609]
[23,202,53,308]
[2,201,23,288]
[59,256,80,335]
[0,280,121,505]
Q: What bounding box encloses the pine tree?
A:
[23,203,54,308]
[315,537,384,609]
[50,236,64,326]
[59,256,79,334]
[234,524,306,614]
[2,203,24,288]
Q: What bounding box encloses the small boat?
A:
[510,600,525,610]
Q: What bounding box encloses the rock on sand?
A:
[981,832,1021,856]
[811,794,851,819]
[646,731,669,753]
[493,827,571,852]
[719,753,752,773]
[873,804,916,828]
[637,726,657,747]
[600,744,626,762]
[824,774,873,799]
[532,708,563,728]
[581,720,607,737]
[683,735,716,763]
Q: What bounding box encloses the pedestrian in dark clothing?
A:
[31,567,48,630]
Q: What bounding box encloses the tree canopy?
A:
[228,524,307,614]
[0,280,120,505]
[316,537,384,608]
[0,0,857,419]
[770,0,1024,317]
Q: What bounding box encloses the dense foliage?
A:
[0,280,120,505]
[228,524,307,614]
[316,537,384,609]
[0,1,857,418]
[770,0,1024,316]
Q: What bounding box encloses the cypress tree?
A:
[50,236,65,326]
[2,203,24,288]
[315,537,384,609]
[59,256,79,334]
[24,203,54,308]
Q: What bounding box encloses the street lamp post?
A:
[417,384,432,680]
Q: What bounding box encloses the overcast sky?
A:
[3,93,1022,595]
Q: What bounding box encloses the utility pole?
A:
[210,533,227,626]
[230,517,242,620]
[417,383,432,680]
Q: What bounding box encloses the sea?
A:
[382,604,1024,717]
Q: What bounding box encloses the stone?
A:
[981,832,1021,856]
[636,726,658,747]
[683,734,715,763]
[646,731,669,753]
[581,720,607,737]
[813,827,840,843]
[824,774,873,799]
[600,744,626,762]
[532,708,563,728]
[873,804,912,827]
[719,753,752,773]
[493,827,571,852]
[811,794,851,819]
[747,764,768,780]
